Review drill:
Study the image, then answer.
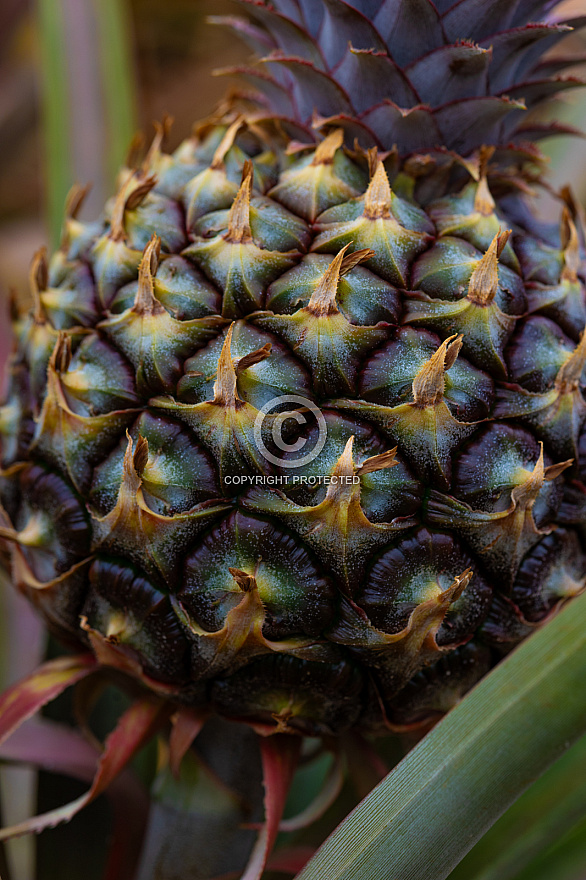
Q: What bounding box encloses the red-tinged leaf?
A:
[0,654,96,747]
[361,101,440,153]
[320,0,386,67]
[373,0,443,66]
[512,121,585,141]
[296,0,325,35]
[0,714,149,880]
[207,14,277,54]
[262,55,353,123]
[0,716,99,781]
[504,75,586,111]
[434,96,526,154]
[267,846,316,875]
[480,24,574,92]
[169,708,208,779]
[238,1,324,70]
[214,65,296,117]
[279,749,345,832]
[406,43,491,105]
[240,735,301,880]
[442,0,513,42]
[335,46,417,113]
[312,111,381,147]
[0,696,168,840]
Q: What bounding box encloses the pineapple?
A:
[1,0,586,752]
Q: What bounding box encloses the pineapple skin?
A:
[1,0,586,737]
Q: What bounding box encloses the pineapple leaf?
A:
[511,817,586,880]
[0,655,96,747]
[449,733,586,880]
[241,735,301,880]
[0,695,168,841]
[93,0,138,186]
[0,715,149,880]
[36,0,72,248]
[36,0,137,246]
[295,590,586,880]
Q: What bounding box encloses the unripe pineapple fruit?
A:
[2,0,586,740]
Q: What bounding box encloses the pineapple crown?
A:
[211,0,585,155]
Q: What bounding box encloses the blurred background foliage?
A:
[0,1,586,879]
[0,0,247,314]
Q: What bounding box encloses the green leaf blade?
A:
[296,592,586,880]
[36,0,72,248]
[36,0,138,247]
[92,0,138,185]
[518,817,586,880]
[450,733,586,880]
